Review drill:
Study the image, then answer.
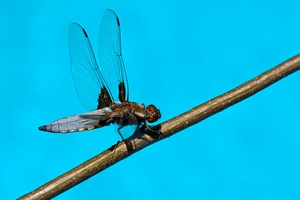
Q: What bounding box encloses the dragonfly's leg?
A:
[139,122,161,138]
[117,126,125,141]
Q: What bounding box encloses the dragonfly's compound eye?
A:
[146,104,161,123]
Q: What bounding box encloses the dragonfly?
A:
[39,9,161,140]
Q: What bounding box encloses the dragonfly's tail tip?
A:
[38,126,47,131]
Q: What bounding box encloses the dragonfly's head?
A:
[145,104,161,123]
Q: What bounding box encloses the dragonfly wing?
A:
[98,9,129,103]
[69,23,111,111]
[79,108,111,120]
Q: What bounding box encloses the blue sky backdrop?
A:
[1,0,300,199]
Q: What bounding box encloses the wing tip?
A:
[116,17,120,26]
[82,28,88,38]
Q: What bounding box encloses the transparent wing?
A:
[99,9,129,102]
[69,23,106,111]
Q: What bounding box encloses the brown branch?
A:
[18,54,300,200]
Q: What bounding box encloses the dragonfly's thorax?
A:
[109,102,147,126]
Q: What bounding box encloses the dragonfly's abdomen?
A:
[39,109,110,133]
[39,115,97,133]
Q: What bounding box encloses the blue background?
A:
[1,0,300,199]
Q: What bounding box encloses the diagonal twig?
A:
[18,54,300,200]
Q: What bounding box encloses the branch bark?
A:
[18,54,300,200]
